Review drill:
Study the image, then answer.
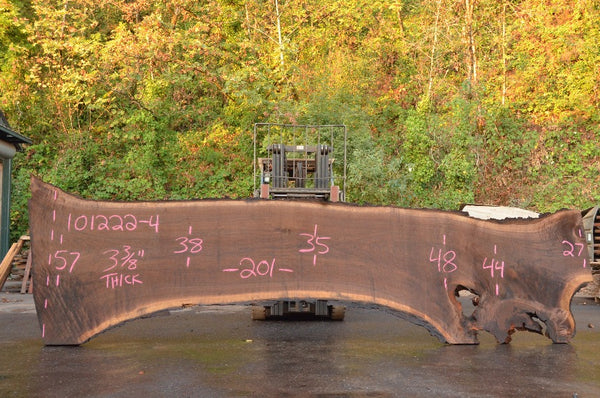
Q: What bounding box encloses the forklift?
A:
[251,123,347,321]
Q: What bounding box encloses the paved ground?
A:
[1,292,599,397]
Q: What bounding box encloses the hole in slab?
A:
[527,313,547,335]
[455,285,480,319]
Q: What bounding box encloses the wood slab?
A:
[29,177,592,345]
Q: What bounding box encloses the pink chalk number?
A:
[100,245,145,288]
[174,237,203,254]
[174,226,204,268]
[299,224,330,266]
[429,247,457,273]
[52,250,80,273]
[240,257,275,278]
[223,257,294,279]
[562,240,585,257]
[482,257,505,279]
[102,245,144,272]
[482,245,506,296]
[562,239,587,268]
[429,235,457,291]
[67,213,159,233]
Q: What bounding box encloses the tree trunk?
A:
[465,0,477,87]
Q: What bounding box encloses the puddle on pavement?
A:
[1,305,599,397]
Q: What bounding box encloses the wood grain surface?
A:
[29,177,592,345]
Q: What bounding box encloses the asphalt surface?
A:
[1,292,600,397]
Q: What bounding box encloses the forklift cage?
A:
[253,123,347,201]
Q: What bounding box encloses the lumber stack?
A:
[29,177,592,346]
[0,236,31,293]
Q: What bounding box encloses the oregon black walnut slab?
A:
[29,177,592,345]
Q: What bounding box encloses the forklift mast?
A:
[251,123,347,321]
[253,124,347,202]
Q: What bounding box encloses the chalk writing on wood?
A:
[29,177,592,346]
[174,225,203,268]
[482,245,506,296]
[223,257,295,279]
[66,213,160,233]
[429,235,458,291]
[562,233,588,269]
[299,224,330,266]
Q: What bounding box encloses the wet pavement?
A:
[1,292,600,397]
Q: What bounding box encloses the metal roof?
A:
[0,112,32,150]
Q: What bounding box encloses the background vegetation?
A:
[0,0,599,239]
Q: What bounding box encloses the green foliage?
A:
[0,0,599,239]
[0,1,28,68]
[528,125,600,212]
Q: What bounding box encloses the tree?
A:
[0,0,598,240]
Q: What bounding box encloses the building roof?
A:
[462,205,539,220]
[0,110,32,150]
